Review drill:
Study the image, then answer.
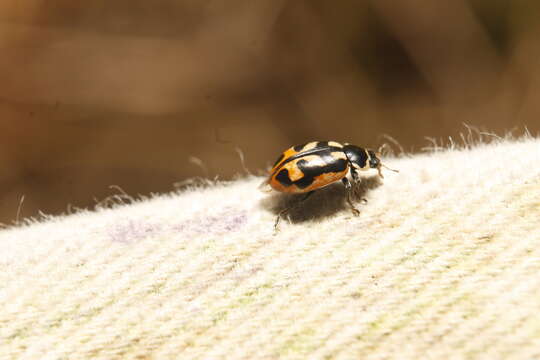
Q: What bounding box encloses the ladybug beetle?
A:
[260,140,397,230]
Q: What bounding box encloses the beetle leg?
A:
[350,167,359,183]
[274,191,315,233]
[348,167,366,202]
[341,177,360,216]
[349,167,364,199]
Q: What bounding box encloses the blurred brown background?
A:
[1,0,539,224]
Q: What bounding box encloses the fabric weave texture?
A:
[1,138,539,359]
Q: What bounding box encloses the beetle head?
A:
[369,149,399,178]
[344,145,398,178]
[367,149,381,169]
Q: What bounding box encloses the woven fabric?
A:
[1,138,539,359]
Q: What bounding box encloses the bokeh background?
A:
[1,0,539,225]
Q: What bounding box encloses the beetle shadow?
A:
[259,175,383,224]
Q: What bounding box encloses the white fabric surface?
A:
[1,138,539,359]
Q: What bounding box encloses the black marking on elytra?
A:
[274,143,345,173]
[276,168,293,186]
[293,142,309,152]
[272,153,285,168]
[317,141,329,148]
[294,160,315,189]
[294,153,348,189]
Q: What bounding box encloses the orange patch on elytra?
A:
[331,151,347,160]
[287,163,305,181]
[270,147,299,174]
[310,171,347,189]
[287,155,324,181]
[301,142,318,151]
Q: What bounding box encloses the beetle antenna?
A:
[377,163,399,179]
[382,163,399,173]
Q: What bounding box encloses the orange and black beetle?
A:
[261,140,397,230]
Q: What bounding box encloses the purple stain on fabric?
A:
[109,208,248,243]
[172,208,248,234]
[110,220,163,243]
